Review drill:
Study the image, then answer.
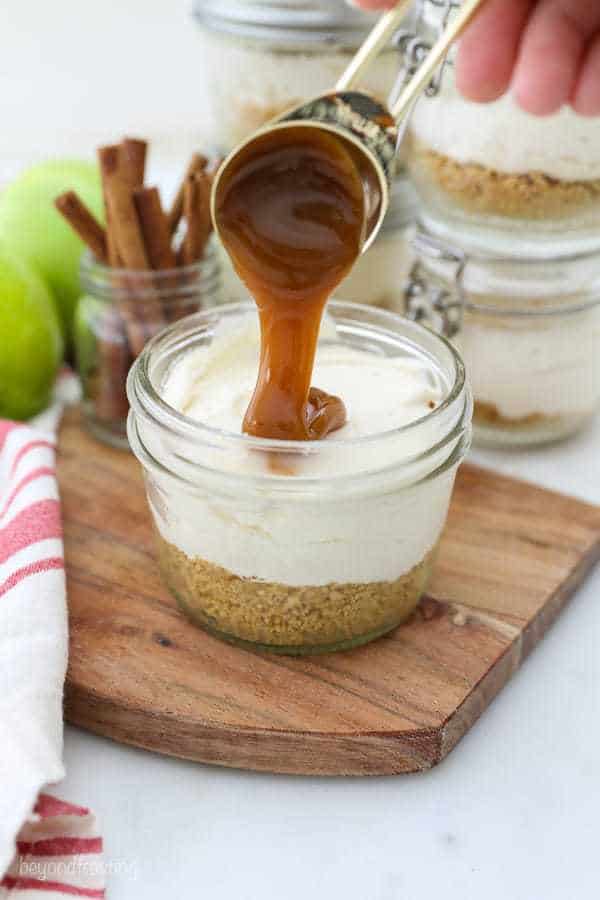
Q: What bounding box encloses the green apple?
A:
[0,244,63,420]
[0,159,103,347]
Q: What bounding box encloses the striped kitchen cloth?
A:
[0,373,106,898]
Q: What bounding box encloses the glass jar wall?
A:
[403,0,600,257]
[127,301,472,654]
[403,227,600,447]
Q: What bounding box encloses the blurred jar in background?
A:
[403,0,600,258]
[192,0,406,152]
[403,227,600,448]
[337,176,417,309]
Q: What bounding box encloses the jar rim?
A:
[127,401,471,496]
[79,246,220,301]
[128,299,467,454]
[192,0,385,46]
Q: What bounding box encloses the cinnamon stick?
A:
[55,191,108,264]
[120,138,147,188]
[92,306,133,423]
[97,145,123,266]
[99,148,166,355]
[134,186,176,270]
[181,170,212,265]
[104,178,149,270]
[168,152,208,236]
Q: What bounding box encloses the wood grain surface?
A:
[58,408,600,775]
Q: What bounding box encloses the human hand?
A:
[352,0,600,116]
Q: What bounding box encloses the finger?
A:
[572,34,600,116]
[512,1,586,115]
[345,0,395,8]
[455,0,534,102]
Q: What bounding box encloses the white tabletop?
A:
[59,416,600,900]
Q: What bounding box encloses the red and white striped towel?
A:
[0,375,105,898]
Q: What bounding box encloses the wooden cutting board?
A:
[58,408,600,776]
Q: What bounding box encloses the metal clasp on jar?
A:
[404,230,466,338]
[388,0,459,117]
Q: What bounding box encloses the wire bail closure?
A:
[404,229,466,338]
[388,0,459,114]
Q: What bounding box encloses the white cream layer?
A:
[457,306,600,420]
[152,312,457,586]
[410,81,600,182]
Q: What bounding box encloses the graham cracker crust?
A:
[156,535,436,654]
[474,401,556,429]
[409,140,600,220]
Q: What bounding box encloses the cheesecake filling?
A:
[456,306,600,423]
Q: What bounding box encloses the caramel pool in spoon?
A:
[214,125,368,441]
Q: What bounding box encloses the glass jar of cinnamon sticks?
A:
[76,248,220,447]
[56,137,222,448]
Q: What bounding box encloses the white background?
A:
[3,1,600,897]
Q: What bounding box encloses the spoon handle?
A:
[391,0,486,121]
[336,0,414,93]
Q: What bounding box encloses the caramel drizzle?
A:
[215,127,368,441]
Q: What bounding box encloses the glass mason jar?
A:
[75,244,221,449]
[402,0,600,257]
[403,227,600,447]
[192,0,408,151]
[127,300,472,655]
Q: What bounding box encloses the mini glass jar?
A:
[402,0,600,257]
[193,0,407,151]
[127,300,472,655]
[75,245,221,448]
[403,227,600,447]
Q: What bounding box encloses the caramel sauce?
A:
[215,126,368,441]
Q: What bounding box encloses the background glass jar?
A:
[127,300,472,655]
[192,0,407,152]
[337,176,417,308]
[402,0,600,257]
[75,244,221,448]
[404,227,600,447]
